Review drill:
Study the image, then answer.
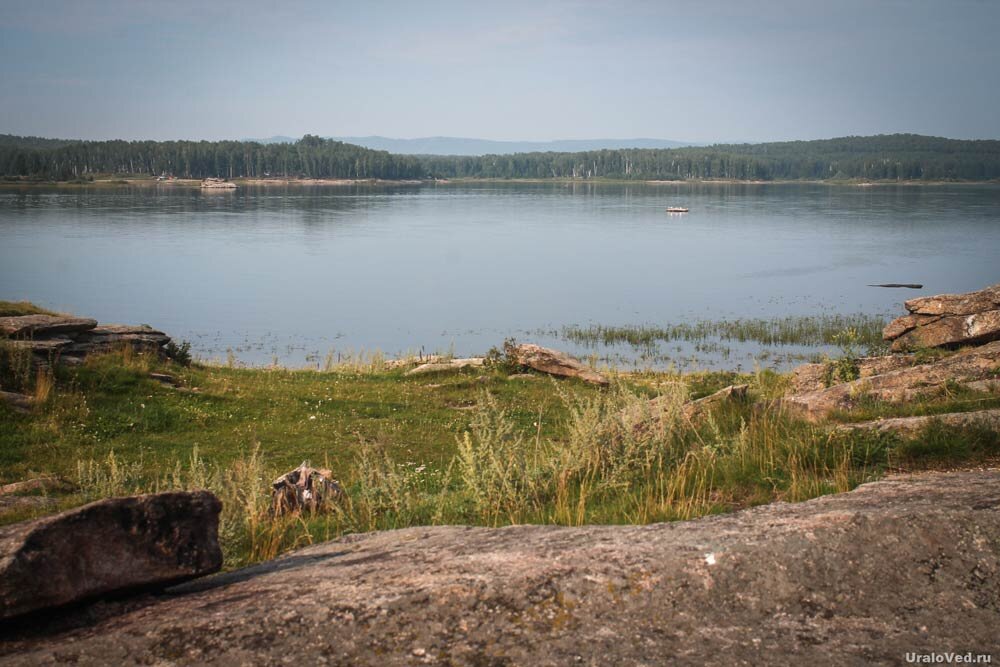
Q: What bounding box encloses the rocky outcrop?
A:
[883,283,1000,351]
[384,355,444,370]
[681,384,749,421]
[781,340,1000,421]
[835,408,1000,437]
[629,384,750,434]
[0,491,222,621]
[905,283,1000,317]
[0,391,34,414]
[63,324,170,355]
[0,315,171,369]
[0,477,74,497]
[2,472,998,665]
[0,478,73,517]
[405,358,485,376]
[787,354,917,394]
[0,315,97,338]
[510,344,609,386]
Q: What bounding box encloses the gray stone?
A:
[889,310,1000,351]
[880,284,1000,350]
[510,343,609,386]
[681,383,749,421]
[384,355,444,370]
[788,354,917,394]
[631,384,750,434]
[0,391,33,414]
[881,313,940,341]
[1,473,998,665]
[904,283,1000,316]
[835,408,1000,437]
[0,491,222,621]
[0,477,74,497]
[405,358,485,376]
[0,315,97,338]
[0,338,74,354]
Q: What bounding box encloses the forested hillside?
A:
[0,135,424,181]
[1,133,998,181]
[423,134,1000,180]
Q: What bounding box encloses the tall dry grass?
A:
[71,375,879,568]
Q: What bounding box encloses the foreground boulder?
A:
[0,491,222,621]
[781,340,1000,421]
[510,343,609,385]
[1,472,997,665]
[883,283,1000,351]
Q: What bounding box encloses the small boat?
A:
[201,178,237,189]
[666,206,689,213]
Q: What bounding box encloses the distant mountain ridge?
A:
[249,135,698,155]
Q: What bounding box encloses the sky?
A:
[1,0,999,143]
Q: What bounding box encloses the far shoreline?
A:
[2,176,999,188]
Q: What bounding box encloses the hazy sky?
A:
[2,0,998,143]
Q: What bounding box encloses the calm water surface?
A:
[1,182,998,370]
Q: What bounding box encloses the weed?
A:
[165,340,192,366]
[0,340,35,392]
[822,328,862,387]
[484,337,523,375]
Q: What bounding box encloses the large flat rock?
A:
[0,491,222,621]
[787,354,916,394]
[904,283,1000,317]
[0,315,97,338]
[405,358,485,376]
[889,310,1000,351]
[835,408,1000,437]
[1,472,998,665]
[511,343,609,385]
[883,284,1000,350]
[781,340,1000,421]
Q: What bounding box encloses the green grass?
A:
[3,344,998,570]
[0,300,60,317]
[1,302,997,570]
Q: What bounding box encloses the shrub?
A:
[165,340,192,366]
[483,337,523,375]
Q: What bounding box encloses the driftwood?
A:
[867,283,923,289]
[270,462,344,516]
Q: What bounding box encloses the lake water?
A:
[1,182,998,370]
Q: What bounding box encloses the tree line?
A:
[2,133,998,182]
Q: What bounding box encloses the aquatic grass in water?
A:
[562,313,889,350]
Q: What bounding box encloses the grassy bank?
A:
[3,334,999,570]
